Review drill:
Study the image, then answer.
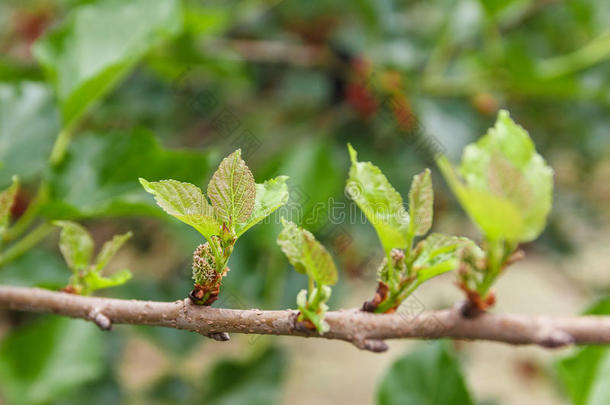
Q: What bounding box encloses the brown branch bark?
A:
[2,286,610,353]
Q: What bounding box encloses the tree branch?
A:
[1,286,609,352]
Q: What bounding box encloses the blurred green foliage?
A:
[0,316,104,405]
[557,297,610,405]
[0,82,58,185]
[377,341,474,405]
[44,130,214,218]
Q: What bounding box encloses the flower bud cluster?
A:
[192,243,217,286]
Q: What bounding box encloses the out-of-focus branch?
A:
[204,38,331,67]
[2,286,610,353]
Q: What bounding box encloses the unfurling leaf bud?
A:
[192,243,217,286]
[296,289,308,309]
[319,285,332,302]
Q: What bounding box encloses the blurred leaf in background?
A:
[43,130,214,219]
[202,345,286,405]
[0,316,104,405]
[0,249,67,289]
[557,297,610,405]
[33,0,182,130]
[0,82,59,186]
[377,341,474,405]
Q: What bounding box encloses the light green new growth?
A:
[409,169,433,237]
[140,149,289,302]
[437,109,553,243]
[140,149,289,243]
[140,111,552,314]
[207,149,256,226]
[235,176,290,237]
[346,145,461,313]
[346,144,409,254]
[54,221,132,295]
[139,178,221,240]
[277,218,337,333]
[437,109,554,303]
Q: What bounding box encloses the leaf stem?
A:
[49,128,73,165]
[0,222,55,268]
[208,237,223,271]
[386,250,396,291]
[309,281,324,310]
[477,239,505,297]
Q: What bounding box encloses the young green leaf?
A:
[437,110,553,242]
[0,176,19,233]
[277,219,338,285]
[277,219,307,275]
[207,149,256,227]
[461,110,553,241]
[94,231,132,272]
[416,261,458,284]
[53,220,94,273]
[53,221,132,294]
[235,176,290,237]
[408,169,433,237]
[346,144,409,253]
[82,269,132,294]
[413,234,482,284]
[414,235,458,284]
[438,158,525,240]
[139,178,221,240]
[414,234,480,268]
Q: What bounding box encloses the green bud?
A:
[320,285,332,302]
[296,289,308,309]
